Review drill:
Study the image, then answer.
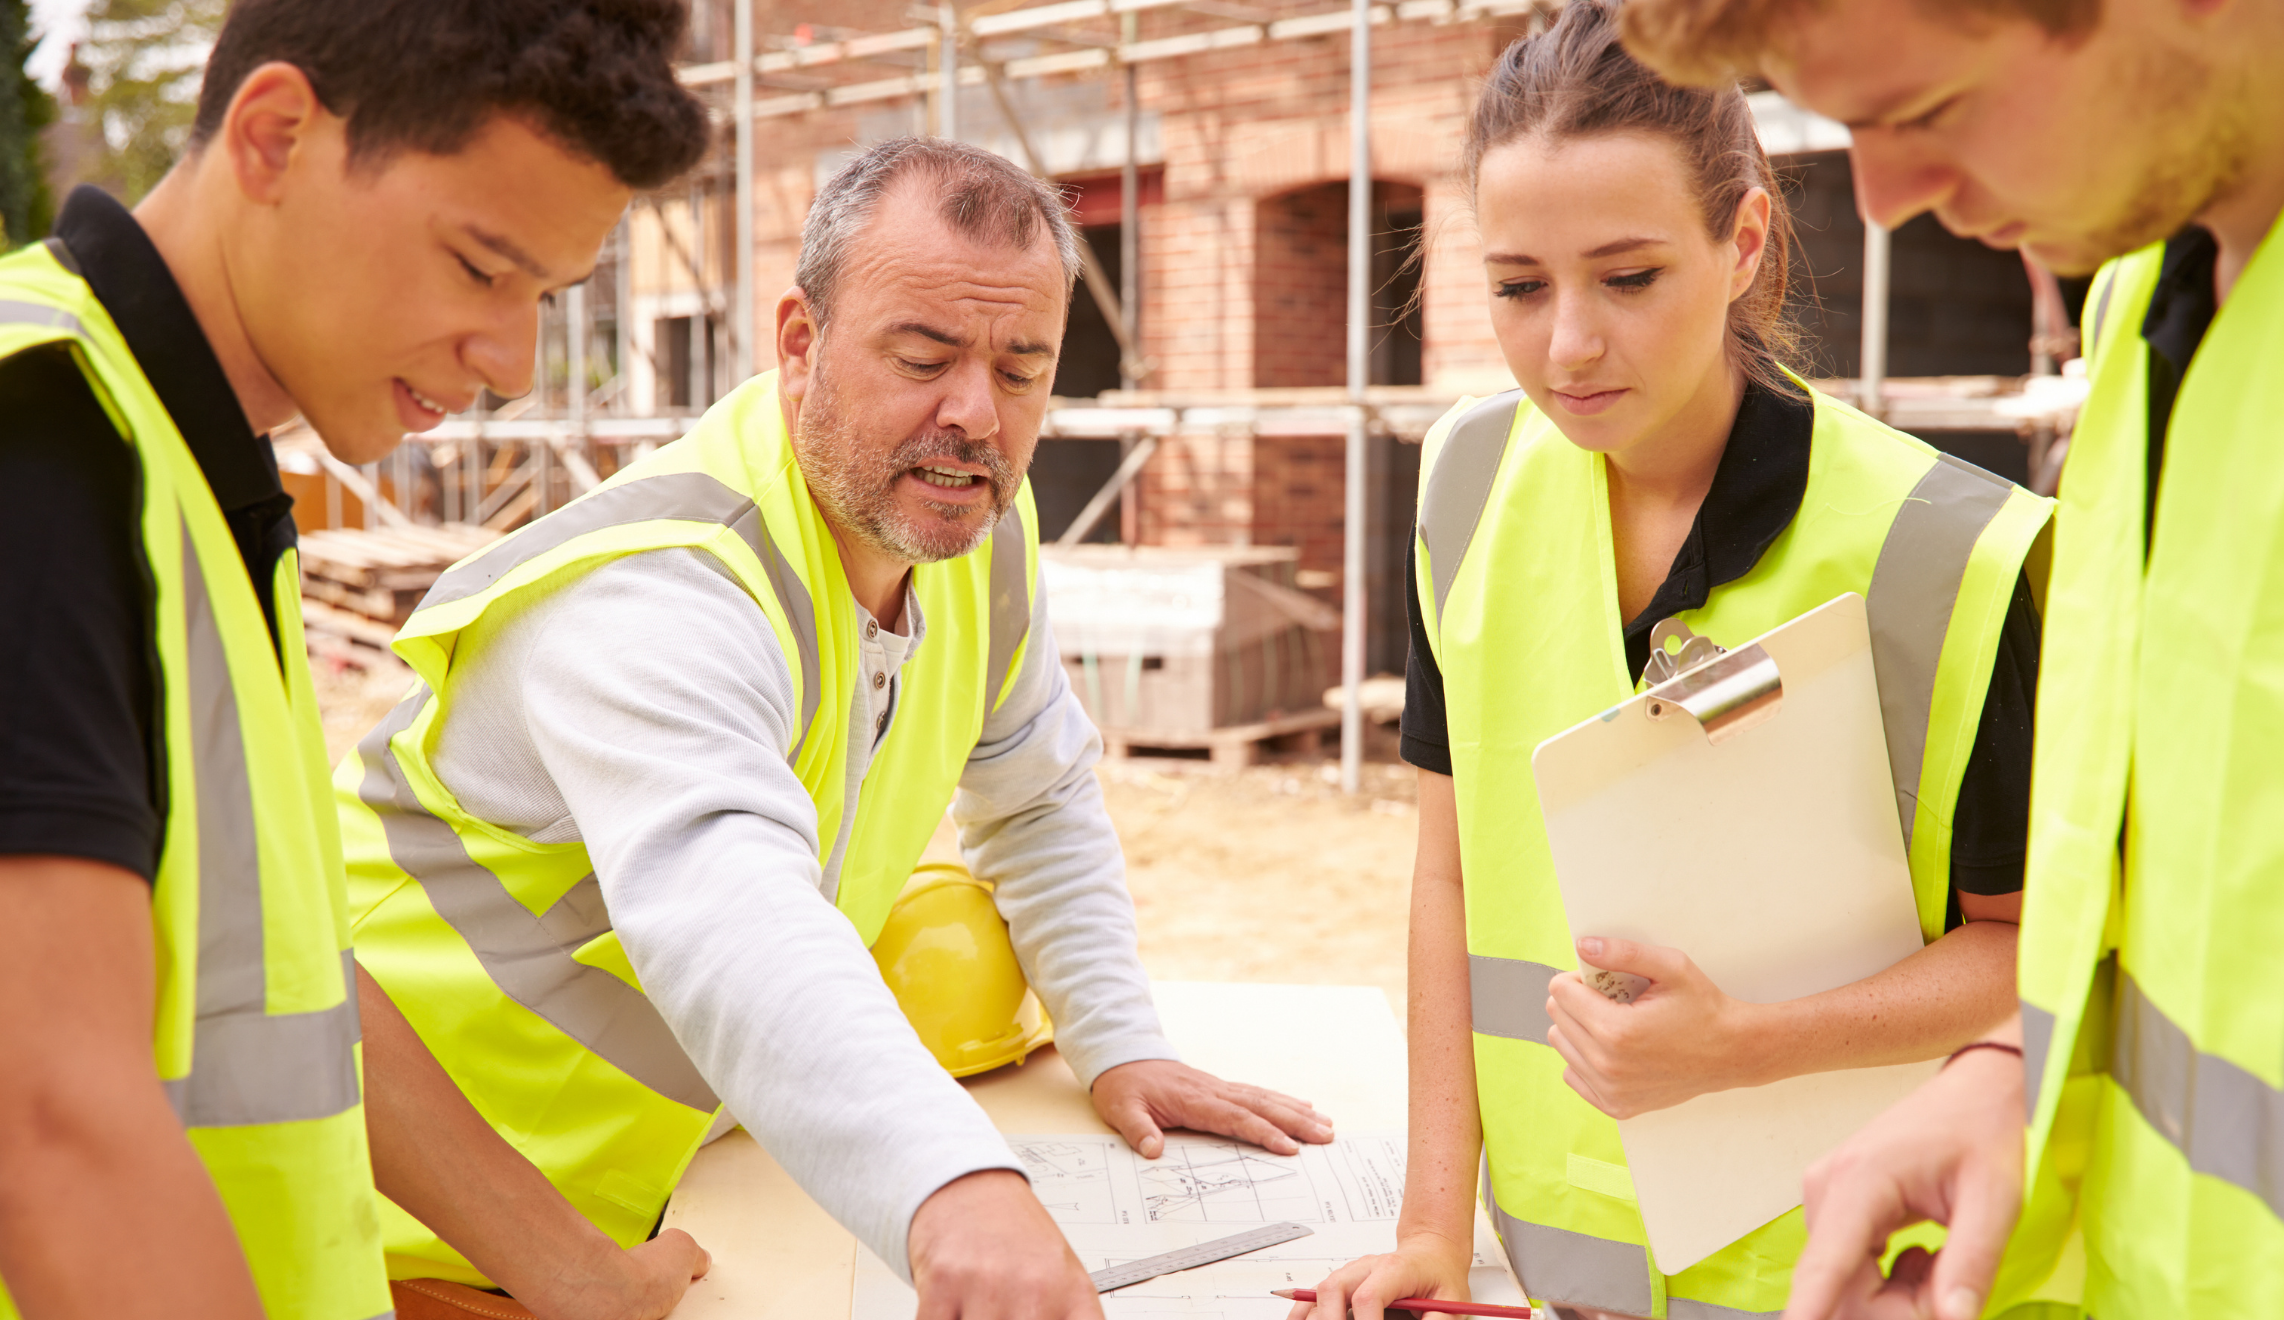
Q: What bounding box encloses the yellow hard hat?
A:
[870,861,1054,1078]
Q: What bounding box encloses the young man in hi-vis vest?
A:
[0,2,709,1318]
[335,137,1336,1320]
[1614,0,2284,1317]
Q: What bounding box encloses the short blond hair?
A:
[1618,0,2100,86]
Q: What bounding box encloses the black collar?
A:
[1623,381,1814,679]
[2144,225,2220,382]
[53,185,285,524]
[55,185,295,652]
[2139,225,2220,547]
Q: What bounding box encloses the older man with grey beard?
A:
[344,137,1331,1320]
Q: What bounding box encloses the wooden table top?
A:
[661,983,1412,1319]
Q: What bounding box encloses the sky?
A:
[28,0,92,90]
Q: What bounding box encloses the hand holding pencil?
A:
[1272,1289,1532,1318]
[1283,1241,1498,1320]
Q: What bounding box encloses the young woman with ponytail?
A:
[1294,6,2049,1318]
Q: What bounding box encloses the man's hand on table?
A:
[910,1169,1103,1320]
[1090,1059,1334,1158]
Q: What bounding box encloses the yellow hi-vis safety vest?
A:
[0,243,390,1318]
[333,368,1038,1286]
[2013,211,2284,1316]
[1414,383,2054,1319]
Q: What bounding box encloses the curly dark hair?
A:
[189,0,711,190]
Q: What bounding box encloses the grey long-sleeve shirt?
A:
[427,546,1175,1279]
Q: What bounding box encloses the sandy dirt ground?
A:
[317,666,1419,1020]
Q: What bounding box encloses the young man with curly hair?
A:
[0,3,708,1317]
[1613,0,2284,1316]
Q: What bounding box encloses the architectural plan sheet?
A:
[852,1132,1526,1320]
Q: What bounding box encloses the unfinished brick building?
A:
[636,0,2049,671]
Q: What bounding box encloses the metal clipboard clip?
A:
[1641,619,1783,745]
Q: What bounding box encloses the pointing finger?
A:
[1783,1173,1906,1320]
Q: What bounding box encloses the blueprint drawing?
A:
[853,1132,1525,1320]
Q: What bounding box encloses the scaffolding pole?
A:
[734,0,755,383]
[1119,18,1142,537]
[939,3,960,139]
[568,281,587,453]
[1860,220,1890,420]
[615,216,633,412]
[1340,0,1369,795]
[1119,19,1140,392]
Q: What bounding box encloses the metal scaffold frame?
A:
[334,0,2077,786]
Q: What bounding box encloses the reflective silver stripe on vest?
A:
[1482,1157,1653,1314]
[164,529,363,1127]
[354,691,721,1112]
[2111,965,2284,1223]
[1862,453,2016,849]
[985,500,1032,711]
[2085,268,2120,360]
[1418,399,2015,853]
[0,298,83,333]
[1470,954,1560,1043]
[1669,1299,1782,1319]
[1418,392,1525,619]
[2021,997,2059,1122]
[418,471,824,757]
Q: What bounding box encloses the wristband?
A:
[1944,1040,2024,1068]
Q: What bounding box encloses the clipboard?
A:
[1529,592,1939,1274]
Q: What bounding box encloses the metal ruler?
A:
[1089,1221,1315,1293]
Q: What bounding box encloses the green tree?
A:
[0,0,55,247]
[78,0,223,203]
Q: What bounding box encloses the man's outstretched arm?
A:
[446,549,1101,1318]
[0,856,265,1320]
[1785,1014,2028,1320]
[358,964,710,1319]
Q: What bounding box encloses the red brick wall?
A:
[1253,183,1349,389]
[1250,433,1348,588]
[726,3,1531,579]
[1136,430,1254,547]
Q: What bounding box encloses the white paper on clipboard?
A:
[1529,592,1939,1274]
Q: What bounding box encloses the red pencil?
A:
[1270,1289,1533,1319]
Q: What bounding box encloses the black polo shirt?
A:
[2140,225,2220,544]
[0,186,296,882]
[1400,382,2042,902]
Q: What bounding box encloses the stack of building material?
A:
[298,525,500,670]
[1043,545,1341,768]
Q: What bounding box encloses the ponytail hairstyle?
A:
[1462,0,1803,396]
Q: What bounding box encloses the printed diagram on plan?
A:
[852,1132,1526,1320]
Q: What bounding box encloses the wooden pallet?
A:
[297,524,500,671]
[298,525,501,628]
[1098,707,1342,770]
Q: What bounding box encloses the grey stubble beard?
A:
[793,353,1021,564]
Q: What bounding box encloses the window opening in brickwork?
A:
[655,316,694,410]
[1776,150,2043,483]
[1027,437,1125,544]
[1053,224,1126,400]
[1253,180,1427,388]
[1372,200,1425,387]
